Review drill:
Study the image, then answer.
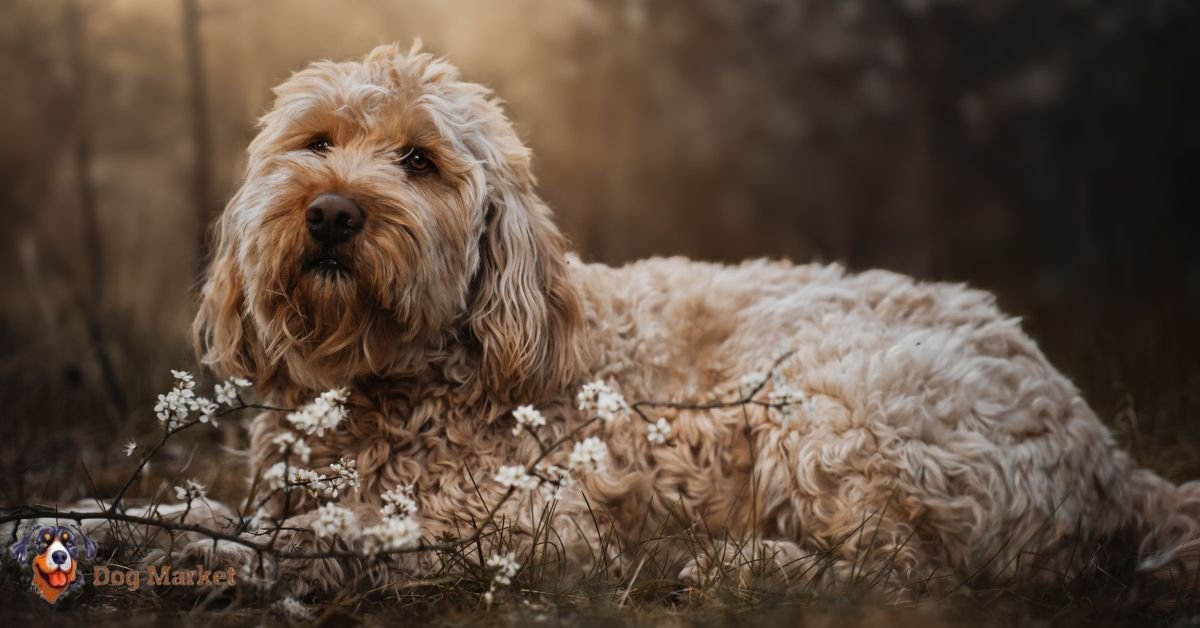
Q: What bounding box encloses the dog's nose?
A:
[306,192,364,246]
[51,550,68,565]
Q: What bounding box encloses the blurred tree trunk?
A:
[182,0,213,281]
[66,0,127,422]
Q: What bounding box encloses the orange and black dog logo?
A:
[9,525,97,604]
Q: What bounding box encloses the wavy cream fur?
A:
[193,43,1200,597]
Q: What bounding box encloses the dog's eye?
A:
[42,532,51,542]
[60,531,70,542]
[396,147,434,174]
[306,136,333,154]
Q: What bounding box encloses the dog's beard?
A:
[251,233,467,389]
[246,235,400,386]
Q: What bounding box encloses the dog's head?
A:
[195,43,581,401]
[9,524,97,603]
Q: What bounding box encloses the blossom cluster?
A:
[482,550,522,604]
[361,515,422,554]
[270,431,312,464]
[534,463,575,501]
[362,482,422,554]
[285,388,350,436]
[261,456,361,499]
[568,437,608,473]
[311,501,358,540]
[308,485,423,554]
[510,405,546,437]
[214,377,252,406]
[495,465,541,491]
[380,484,418,519]
[737,349,809,427]
[251,387,360,499]
[577,380,630,423]
[768,386,807,426]
[487,551,520,585]
[153,370,251,430]
[496,381,633,502]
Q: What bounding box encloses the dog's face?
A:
[196,43,581,399]
[9,525,96,603]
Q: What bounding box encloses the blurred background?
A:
[1,0,1197,504]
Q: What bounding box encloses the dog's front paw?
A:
[173,538,276,590]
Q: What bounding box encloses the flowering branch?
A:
[3,349,809,609]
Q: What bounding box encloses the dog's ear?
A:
[9,527,33,564]
[194,188,268,385]
[465,113,583,402]
[77,528,97,561]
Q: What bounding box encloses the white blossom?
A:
[511,404,546,437]
[284,461,360,499]
[739,372,767,393]
[213,381,239,407]
[213,377,252,406]
[576,380,630,424]
[271,431,296,452]
[289,467,322,494]
[646,417,672,444]
[261,462,287,491]
[275,597,314,620]
[174,478,208,502]
[495,465,539,491]
[769,386,806,427]
[170,370,195,387]
[362,516,422,554]
[270,432,311,464]
[768,387,806,408]
[154,370,201,430]
[195,397,219,427]
[487,551,520,585]
[122,439,137,457]
[326,457,361,497]
[286,388,350,436]
[291,439,312,465]
[533,463,574,501]
[568,437,608,473]
[311,502,359,540]
[380,484,418,519]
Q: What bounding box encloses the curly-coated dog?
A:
[191,42,1200,597]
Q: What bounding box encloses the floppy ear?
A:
[9,528,33,564]
[78,528,97,561]
[193,190,268,384]
[466,132,583,403]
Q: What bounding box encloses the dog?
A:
[189,42,1200,598]
[9,525,97,603]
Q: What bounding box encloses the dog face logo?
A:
[9,525,97,604]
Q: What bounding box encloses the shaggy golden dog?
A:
[191,42,1200,596]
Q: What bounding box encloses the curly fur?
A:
[192,42,1200,597]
